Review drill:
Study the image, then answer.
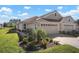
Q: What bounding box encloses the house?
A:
[16,10,77,34]
[0,24,3,28]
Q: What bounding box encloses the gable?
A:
[40,10,62,21]
[61,16,75,23]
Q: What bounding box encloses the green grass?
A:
[37,45,79,53]
[1,28,79,53]
[0,28,24,53]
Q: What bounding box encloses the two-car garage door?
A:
[41,23,75,34]
[41,24,59,34]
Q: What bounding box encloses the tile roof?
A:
[17,16,39,25]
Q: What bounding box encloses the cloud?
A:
[11,16,18,19]
[59,10,79,16]
[45,9,52,12]
[57,6,63,10]
[17,11,21,13]
[72,15,79,20]
[18,12,28,16]
[0,7,12,13]
[0,14,10,23]
[24,6,31,9]
[58,6,79,20]
[0,15,18,20]
[59,6,79,16]
[1,14,9,18]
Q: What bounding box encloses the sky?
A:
[0,5,79,23]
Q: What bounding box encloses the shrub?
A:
[26,41,39,51]
[41,39,48,49]
[27,29,37,42]
[20,28,52,51]
[45,37,53,43]
[59,31,65,34]
[53,41,60,45]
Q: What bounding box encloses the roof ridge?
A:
[22,16,38,21]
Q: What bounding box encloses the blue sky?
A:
[0,5,79,23]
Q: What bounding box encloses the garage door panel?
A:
[64,25,73,31]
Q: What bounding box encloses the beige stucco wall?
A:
[36,17,77,33]
[60,23,76,31]
[26,23,36,29]
[36,19,60,34]
[60,16,76,31]
[16,24,19,29]
[76,25,79,31]
[16,23,23,30]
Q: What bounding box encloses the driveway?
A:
[53,37,79,48]
[49,33,73,38]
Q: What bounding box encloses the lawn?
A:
[37,45,79,53]
[1,28,79,53]
[0,28,24,53]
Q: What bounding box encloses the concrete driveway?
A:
[49,33,73,38]
[53,37,79,48]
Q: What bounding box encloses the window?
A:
[69,19,70,21]
[55,13,56,16]
[41,24,57,26]
[23,24,26,29]
[41,24,45,26]
[41,24,43,26]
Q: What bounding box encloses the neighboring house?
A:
[0,24,3,28]
[16,10,77,34]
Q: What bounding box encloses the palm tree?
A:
[37,29,48,49]
[37,29,47,41]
